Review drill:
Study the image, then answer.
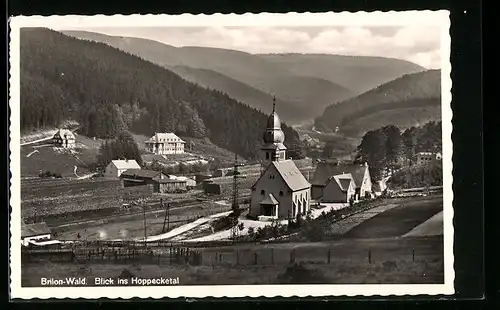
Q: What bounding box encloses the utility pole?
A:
[161,198,167,233]
[161,199,171,233]
[143,203,147,244]
[231,153,244,242]
[167,203,170,231]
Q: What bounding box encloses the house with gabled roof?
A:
[145,132,186,155]
[311,161,372,200]
[105,159,141,178]
[321,173,356,203]
[249,99,311,220]
[52,129,76,148]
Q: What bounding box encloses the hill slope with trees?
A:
[315,69,441,137]
[20,28,303,159]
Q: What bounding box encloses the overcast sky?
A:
[58,26,442,69]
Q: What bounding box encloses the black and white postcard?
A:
[9,11,453,299]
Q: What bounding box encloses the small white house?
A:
[21,222,51,246]
[105,159,141,178]
[52,129,76,148]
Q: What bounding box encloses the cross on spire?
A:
[272,95,276,113]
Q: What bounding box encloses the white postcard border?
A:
[9,11,454,299]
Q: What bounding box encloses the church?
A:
[249,99,311,220]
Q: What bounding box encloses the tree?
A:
[96,130,142,167]
[401,127,417,166]
[322,142,335,158]
[355,129,386,181]
[288,141,306,159]
[381,125,402,174]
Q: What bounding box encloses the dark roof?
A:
[157,179,187,184]
[325,173,354,192]
[252,160,310,191]
[120,169,163,179]
[21,222,51,238]
[260,193,279,205]
[311,162,368,187]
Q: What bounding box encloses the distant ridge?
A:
[61,30,424,123]
[314,69,441,137]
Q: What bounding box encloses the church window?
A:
[279,191,283,196]
[261,190,265,195]
[265,152,269,160]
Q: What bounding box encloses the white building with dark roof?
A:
[145,133,185,155]
[104,159,141,178]
[52,129,76,148]
[21,222,52,246]
[249,99,311,220]
[321,173,356,203]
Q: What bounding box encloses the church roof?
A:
[252,160,310,192]
[266,111,281,129]
[261,142,287,151]
[311,162,368,188]
[262,97,285,144]
[260,193,279,205]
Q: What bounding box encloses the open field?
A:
[21,144,98,177]
[404,211,443,237]
[342,196,442,239]
[21,236,443,285]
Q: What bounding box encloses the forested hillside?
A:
[315,70,441,136]
[20,28,303,159]
[168,65,306,123]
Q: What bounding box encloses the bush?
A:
[276,263,329,284]
[210,211,239,232]
[300,222,325,242]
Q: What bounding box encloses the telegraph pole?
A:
[143,203,147,244]
[167,203,170,231]
[231,153,244,241]
[161,199,171,233]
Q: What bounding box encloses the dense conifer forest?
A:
[20,28,303,159]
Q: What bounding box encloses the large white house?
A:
[104,159,141,178]
[145,133,185,155]
[249,101,311,220]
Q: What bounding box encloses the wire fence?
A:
[22,243,432,267]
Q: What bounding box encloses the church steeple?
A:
[261,96,287,169]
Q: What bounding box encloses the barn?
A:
[105,159,141,178]
[120,169,165,188]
